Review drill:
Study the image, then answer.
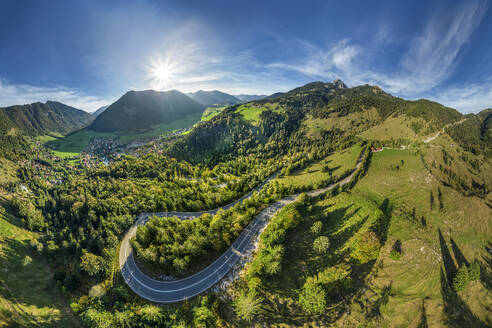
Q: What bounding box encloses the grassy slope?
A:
[48,130,116,155]
[118,113,201,142]
[359,114,422,141]
[0,159,17,185]
[234,148,491,327]
[304,108,380,140]
[235,103,282,123]
[340,148,491,327]
[182,103,280,136]
[277,143,363,190]
[201,106,227,122]
[422,133,492,194]
[0,197,80,327]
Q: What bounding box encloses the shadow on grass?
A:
[438,229,457,283]
[257,197,393,326]
[363,282,392,320]
[331,211,366,251]
[438,231,487,327]
[479,242,492,292]
[418,298,428,328]
[0,237,68,327]
[450,237,469,268]
[325,165,342,175]
[0,195,26,231]
[375,198,392,245]
[440,268,487,327]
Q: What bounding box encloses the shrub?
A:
[313,236,330,254]
[80,252,103,277]
[234,290,263,322]
[453,265,469,292]
[390,239,402,260]
[22,255,32,266]
[298,280,326,315]
[316,264,352,296]
[468,261,480,281]
[390,250,401,260]
[310,221,323,235]
[351,231,381,264]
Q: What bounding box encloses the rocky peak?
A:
[332,79,348,89]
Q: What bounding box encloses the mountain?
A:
[92,105,109,117]
[172,79,466,163]
[89,90,205,133]
[0,101,93,136]
[234,94,267,102]
[186,90,241,106]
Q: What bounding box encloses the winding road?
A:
[119,152,365,303]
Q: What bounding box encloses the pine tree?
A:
[468,261,480,281]
[453,265,469,292]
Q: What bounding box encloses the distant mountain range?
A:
[89,90,205,133]
[0,101,92,136]
[92,105,109,117]
[0,89,267,138]
[2,82,488,151]
[186,90,266,106]
[234,94,267,102]
[186,90,240,106]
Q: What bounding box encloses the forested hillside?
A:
[171,80,465,164]
[0,101,92,136]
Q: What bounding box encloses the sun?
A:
[153,63,171,82]
[148,57,175,90]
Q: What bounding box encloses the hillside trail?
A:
[423,118,466,144]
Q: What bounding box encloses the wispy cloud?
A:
[267,0,488,108]
[267,39,356,79]
[430,81,492,113]
[0,78,111,112]
[392,0,488,94]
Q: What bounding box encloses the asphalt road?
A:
[119,153,365,303]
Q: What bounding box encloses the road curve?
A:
[119,153,365,303]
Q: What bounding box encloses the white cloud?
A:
[430,82,492,113]
[0,78,111,112]
[267,0,488,109]
[392,0,488,94]
[267,39,357,79]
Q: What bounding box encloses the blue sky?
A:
[0,0,491,113]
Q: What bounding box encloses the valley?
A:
[0,80,490,327]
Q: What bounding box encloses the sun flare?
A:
[148,57,175,90]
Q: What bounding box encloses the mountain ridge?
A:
[0,101,93,136]
[89,89,205,133]
[186,90,241,106]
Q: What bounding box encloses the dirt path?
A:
[423,118,466,144]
